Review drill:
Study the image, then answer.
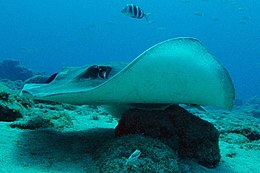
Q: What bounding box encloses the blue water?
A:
[0,0,259,99]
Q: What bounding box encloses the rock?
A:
[95,135,180,173]
[0,83,23,121]
[0,104,23,122]
[246,96,260,106]
[9,116,53,129]
[115,105,220,168]
[0,81,34,108]
[0,81,73,130]
[228,127,260,141]
[0,59,34,81]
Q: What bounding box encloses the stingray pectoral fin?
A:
[20,37,235,110]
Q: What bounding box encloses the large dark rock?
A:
[115,105,220,168]
[0,60,34,81]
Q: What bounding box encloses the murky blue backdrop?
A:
[0,0,259,99]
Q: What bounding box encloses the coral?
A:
[115,105,220,168]
[94,135,180,173]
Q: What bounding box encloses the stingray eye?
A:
[98,66,112,79]
[98,70,107,79]
[78,65,112,80]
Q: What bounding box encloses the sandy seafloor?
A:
[0,84,259,173]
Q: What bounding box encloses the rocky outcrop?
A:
[115,105,220,168]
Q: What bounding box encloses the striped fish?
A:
[121,4,149,22]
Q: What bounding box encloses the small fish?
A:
[125,149,141,165]
[121,4,149,22]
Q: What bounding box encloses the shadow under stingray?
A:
[14,128,116,171]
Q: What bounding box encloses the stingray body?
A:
[21,38,235,117]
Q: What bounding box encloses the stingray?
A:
[21,37,235,118]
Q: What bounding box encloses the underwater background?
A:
[0,0,259,99]
[0,1,260,173]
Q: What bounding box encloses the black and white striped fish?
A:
[121,4,149,22]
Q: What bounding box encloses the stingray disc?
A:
[21,37,235,110]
